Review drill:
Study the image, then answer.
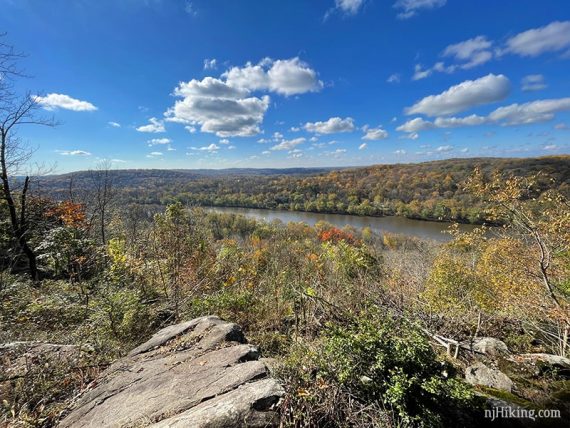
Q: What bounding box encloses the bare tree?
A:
[0,36,55,280]
[89,159,115,245]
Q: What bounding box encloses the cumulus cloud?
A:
[219,138,230,145]
[406,74,510,116]
[304,117,355,134]
[147,138,171,146]
[190,143,220,153]
[359,143,367,150]
[502,21,570,57]
[108,121,121,128]
[271,137,306,151]
[434,114,488,128]
[396,117,434,133]
[223,57,322,96]
[57,150,91,156]
[414,21,570,80]
[521,74,547,92]
[442,36,493,69]
[488,98,570,125]
[166,58,321,137]
[35,93,97,111]
[362,127,389,140]
[393,0,446,19]
[136,117,166,133]
[397,97,570,136]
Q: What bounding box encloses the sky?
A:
[1,0,570,172]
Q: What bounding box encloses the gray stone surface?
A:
[57,316,283,428]
[465,362,514,392]
[514,353,570,370]
[472,337,510,356]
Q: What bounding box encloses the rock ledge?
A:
[58,316,284,428]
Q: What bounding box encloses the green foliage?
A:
[41,156,570,224]
[280,312,479,427]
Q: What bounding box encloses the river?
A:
[207,206,479,242]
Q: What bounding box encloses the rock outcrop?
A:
[57,316,284,428]
[472,337,510,357]
[465,362,514,392]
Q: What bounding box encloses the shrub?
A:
[280,311,479,427]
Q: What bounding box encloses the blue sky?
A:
[1,0,570,172]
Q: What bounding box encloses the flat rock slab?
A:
[58,316,284,428]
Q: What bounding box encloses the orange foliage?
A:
[47,201,87,228]
[318,227,358,245]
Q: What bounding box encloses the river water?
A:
[207,206,479,242]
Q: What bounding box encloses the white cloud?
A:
[57,150,91,156]
[270,137,306,151]
[137,117,166,133]
[35,93,97,111]
[412,64,433,81]
[397,97,570,136]
[185,126,197,133]
[111,159,127,163]
[223,57,322,96]
[442,36,493,69]
[436,145,454,152]
[166,58,321,137]
[387,73,401,83]
[108,121,121,128]
[324,0,365,19]
[190,143,220,152]
[521,74,547,92]
[396,117,434,133]
[336,0,365,15]
[394,149,407,155]
[203,58,217,70]
[228,145,236,150]
[554,122,569,130]
[543,144,558,151]
[166,84,269,137]
[219,138,230,144]
[460,148,469,153]
[393,0,446,19]
[488,98,570,125]
[362,127,389,140]
[503,21,570,57]
[304,117,355,134]
[359,143,367,150]
[273,131,284,140]
[148,138,172,146]
[406,74,510,116]
[434,114,487,127]
[146,151,163,158]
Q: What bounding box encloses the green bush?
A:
[280,311,480,427]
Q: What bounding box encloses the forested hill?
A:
[39,156,569,224]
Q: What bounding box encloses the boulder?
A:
[465,362,514,392]
[510,353,570,376]
[57,316,284,428]
[472,337,510,356]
